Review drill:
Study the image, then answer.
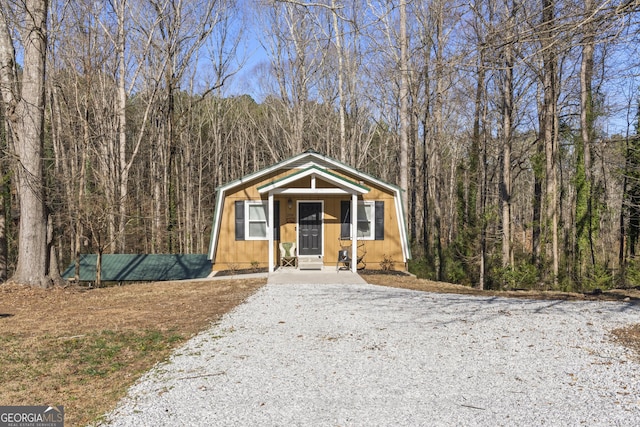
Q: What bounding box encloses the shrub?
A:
[619,260,640,289]
[492,262,539,290]
[250,260,260,273]
[408,257,436,280]
[226,263,239,275]
[579,264,613,292]
[379,254,395,271]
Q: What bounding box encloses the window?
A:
[357,202,374,239]
[235,200,279,241]
[341,200,384,241]
[246,201,268,239]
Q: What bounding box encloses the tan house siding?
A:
[214,195,404,271]
[209,152,410,272]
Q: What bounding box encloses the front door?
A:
[298,202,322,255]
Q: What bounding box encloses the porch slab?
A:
[298,255,324,270]
[268,268,366,285]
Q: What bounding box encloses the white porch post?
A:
[351,193,357,273]
[268,192,274,273]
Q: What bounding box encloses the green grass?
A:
[0,329,186,389]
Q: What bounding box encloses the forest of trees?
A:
[1,0,640,290]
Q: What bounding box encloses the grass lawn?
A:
[1,273,639,426]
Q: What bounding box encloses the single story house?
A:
[208,150,411,273]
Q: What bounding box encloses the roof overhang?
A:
[257,165,370,195]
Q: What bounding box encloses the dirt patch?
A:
[0,279,265,426]
[612,324,640,362]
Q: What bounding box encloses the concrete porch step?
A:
[298,255,323,270]
[268,268,366,284]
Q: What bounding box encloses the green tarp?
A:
[61,254,211,282]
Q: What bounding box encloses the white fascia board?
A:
[258,167,369,195]
[208,188,226,260]
[394,188,411,261]
[271,188,351,195]
[304,152,403,195]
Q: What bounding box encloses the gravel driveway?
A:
[100,283,640,426]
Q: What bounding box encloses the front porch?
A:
[259,166,370,274]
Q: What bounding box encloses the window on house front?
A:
[357,202,374,239]
[235,200,279,241]
[341,200,384,241]
[246,201,268,239]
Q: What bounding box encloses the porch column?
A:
[351,193,357,273]
[268,192,274,273]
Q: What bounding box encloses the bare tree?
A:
[0,0,53,287]
[399,0,410,225]
[540,0,559,285]
[257,1,323,157]
[144,0,224,251]
[500,0,516,269]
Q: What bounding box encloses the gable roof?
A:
[62,254,211,282]
[208,150,410,262]
[257,165,370,194]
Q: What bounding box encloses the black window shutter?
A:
[375,201,384,240]
[273,201,280,240]
[235,201,245,240]
[340,201,351,239]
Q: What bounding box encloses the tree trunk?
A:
[542,0,559,285]
[0,110,8,281]
[577,0,596,272]
[95,250,102,288]
[117,0,128,253]
[399,0,410,225]
[432,1,445,281]
[501,3,515,269]
[0,162,6,282]
[0,0,50,287]
[532,83,543,267]
[473,41,486,289]
[331,0,347,163]
[48,215,63,285]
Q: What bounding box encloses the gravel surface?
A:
[99,283,640,426]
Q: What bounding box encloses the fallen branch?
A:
[177,372,226,380]
[459,404,486,410]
